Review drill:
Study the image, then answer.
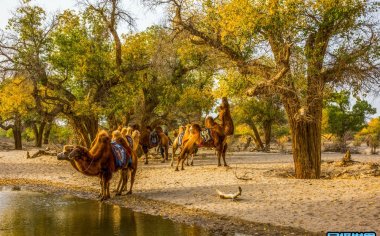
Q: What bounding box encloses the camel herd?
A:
[57,97,234,201]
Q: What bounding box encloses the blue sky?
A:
[1,0,379,117]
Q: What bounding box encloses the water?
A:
[0,190,210,236]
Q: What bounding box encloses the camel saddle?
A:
[149,131,160,146]
[178,132,185,146]
[200,128,213,144]
[111,141,132,168]
[126,135,133,148]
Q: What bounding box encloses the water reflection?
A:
[0,191,209,236]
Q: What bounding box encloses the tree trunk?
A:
[13,115,22,150]
[71,115,98,148]
[287,104,322,179]
[263,120,272,152]
[43,122,52,144]
[249,122,265,151]
[32,122,46,148]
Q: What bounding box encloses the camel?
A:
[115,128,140,195]
[171,124,198,167]
[57,130,137,200]
[139,126,170,164]
[175,97,234,171]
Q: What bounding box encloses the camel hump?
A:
[205,116,215,129]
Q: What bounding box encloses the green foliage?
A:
[324,90,376,140]
[48,123,74,144]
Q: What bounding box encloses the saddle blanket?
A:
[126,135,133,148]
[178,132,185,145]
[111,141,132,168]
[200,129,212,143]
[150,131,160,146]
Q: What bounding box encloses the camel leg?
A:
[171,145,176,167]
[127,168,136,195]
[160,146,165,163]
[99,178,104,198]
[190,153,194,166]
[217,149,222,167]
[181,153,187,170]
[222,143,228,167]
[100,171,112,201]
[115,170,123,194]
[116,169,127,196]
[165,146,169,161]
[144,152,149,165]
[175,151,184,171]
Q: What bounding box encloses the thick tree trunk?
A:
[71,115,99,148]
[43,122,52,144]
[263,120,272,152]
[32,122,46,148]
[286,102,322,179]
[290,120,321,178]
[13,116,22,150]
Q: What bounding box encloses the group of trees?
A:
[0,0,379,179]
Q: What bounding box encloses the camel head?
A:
[205,116,216,129]
[112,130,122,140]
[68,146,90,161]
[132,130,140,139]
[57,145,75,161]
[190,124,202,134]
[178,125,186,133]
[155,126,164,133]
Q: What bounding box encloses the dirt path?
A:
[0,149,379,235]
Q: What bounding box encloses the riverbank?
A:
[0,149,379,235]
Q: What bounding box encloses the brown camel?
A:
[175,97,234,171]
[115,128,140,195]
[171,124,197,167]
[57,130,137,200]
[139,126,170,164]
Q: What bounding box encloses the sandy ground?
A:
[0,147,379,235]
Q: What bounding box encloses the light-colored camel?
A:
[171,124,197,166]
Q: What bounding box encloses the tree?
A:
[216,70,286,151]
[0,1,63,147]
[152,0,380,178]
[119,26,217,128]
[324,90,376,151]
[357,117,380,154]
[0,77,34,149]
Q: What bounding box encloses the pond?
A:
[0,189,210,236]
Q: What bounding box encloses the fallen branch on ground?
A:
[233,165,253,180]
[216,186,242,200]
[26,150,57,159]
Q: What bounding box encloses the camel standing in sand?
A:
[139,126,170,164]
[175,97,234,171]
[57,130,137,200]
[115,128,140,195]
[171,124,197,166]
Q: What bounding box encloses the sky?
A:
[0,0,379,117]
[0,0,165,32]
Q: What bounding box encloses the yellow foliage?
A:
[235,123,254,136]
[0,77,34,118]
